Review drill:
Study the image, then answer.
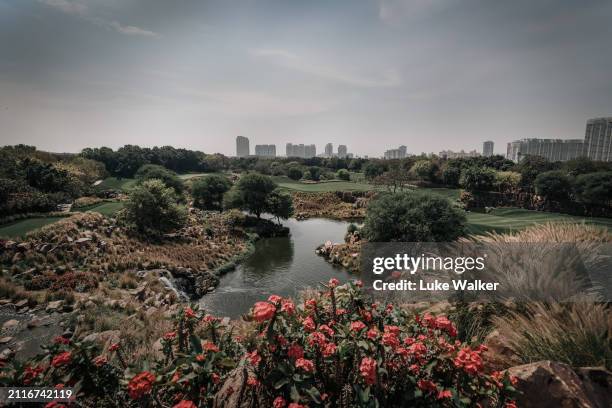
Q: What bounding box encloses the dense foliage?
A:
[191,175,232,211]
[135,164,184,195]
[362,191,466,242]
[1,282,517,407]
[459,167,496,192]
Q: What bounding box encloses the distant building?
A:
[483,141,494,157]
[506,139,583,162]
[325,143,333,157]
[236,136,249,157]
[338,145,347,158]
[305,144,316,158]
[583,117,612,161]
[286,143,315,158]
[255,144,276,157]
[439,149,480,159]
[286,143,293,157]
[384,145,408,159]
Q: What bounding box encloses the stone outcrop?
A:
[506,361,612,408]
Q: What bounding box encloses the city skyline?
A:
[1,1,612,156]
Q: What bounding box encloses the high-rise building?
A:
[286,142,316,158]
[236,136,249,157]
[439,150,480,159]
[286,143,293,157]
[305,144,316,158]
[483,141,494,157]
[583,117,612,162]
[384,145,408,159]
[338,145,347,158]
[506,139,583,162]
[255,144,276,157]
[325,143,333,157]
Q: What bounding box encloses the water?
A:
[199,218,355,318]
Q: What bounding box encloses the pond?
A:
[199,218,356,318]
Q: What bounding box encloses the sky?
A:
[0,0,611,157]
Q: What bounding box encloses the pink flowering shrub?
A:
[0,282,516,407]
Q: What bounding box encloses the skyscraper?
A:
[286,143,293,157]
[506,139,583,162]
[305,144,316,158]
[236,136,249,157]
[338,145,347,158]
[325,143,333,157]
[483,141,494,157]
[583,117,612,161]
[255,144,276,157]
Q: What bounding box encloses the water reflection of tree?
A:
[244,237,294,277]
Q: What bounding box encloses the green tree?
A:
[363,162,386,180]
[409,160,438,182]
[224,173,278,218]
[287,167,303,181]
[459,166,496,192]
[362,191,466,242]
[308,166,322,181]
[573,172,612,205]
[191,174,232,211]
[441,165,461,187]
[494,171,522,193]
[135,164,184,194]
[516,155,555,190]
[336,169,350,181]
[534,170,571,200]
[266,190,294,224]
[122,179,187,237]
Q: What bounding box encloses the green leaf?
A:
[190,335,203,353]
[274,377,290,389]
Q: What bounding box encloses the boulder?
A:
[482,329,521,372]
[2,319,19,330]
[46,300,63,312]
[82,330,121,347]
[213,366,263,408]
[507,361,611,408]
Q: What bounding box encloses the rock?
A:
[46,300,63,312]
[0,348,14,361]
[130,284,147,300]
[0,337,13,344]
[2,319,19,330]
[14,299,28,309]
[75,237,92,244]
[575,367,612,408]
[482,329,521,372]
[507,361,609,408]
[82,330,120,346]
[213,366,263,408]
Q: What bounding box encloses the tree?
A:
[534,170,571,200]
[224,173,277,218]
[266,190,294,224]
[308,166,322,181]
[362,191,466,242]
[287,167,303,181]
[459,166,496,192]
[122,179,187,237]
[516,155,556,190]
[336,169,350,181]
[495,171,521,193]
[573,172,612,205]
[135,164,184,194]
[409,160,438,182]
[191,174,232,211]
[441,165,461,187]
[363,162,386,180]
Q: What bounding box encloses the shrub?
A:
[122,179,187,237]
[363,191,466,242]
[287,167,303,181]
[135,164,184,194]
[191,174,232,211]
[459,167,496,192]
[534,170,571,200]
[336,169,350,181]
[573,171,612,205]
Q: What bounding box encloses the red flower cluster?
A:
[252,301,276,322]
[128,371,156,399]
[359,357,377,385]
[453,346,484,375]
[51,352,71,368]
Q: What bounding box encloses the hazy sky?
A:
[1,0,611,157]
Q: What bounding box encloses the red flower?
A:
[203,341,220,353]
[109,343,120,352]
[195,354,205,362]
[128,371,156,399]
[350,321,366,333]
[359,357,377,385]
[163,331,177,341]
[295,358,315,372]
[53,336,70,345]
[384,325,400,336]
[328,278,340,288]
[437,390,452,399]
[382,332,400,349]
[367,328,379,340]
[173,401,196,408]
[505,401,518,408]
[288,343,304,360]
[268,294,282,304]
[51,352,71,368]
[305,298,317,310]
[453,346,484,375]
[252,301,276,322]
[246,350,261,366]
[308,332,327,348]
[22,365,44,385]
[322,342,337,357]
[281,299,295,315]
[247,377,260,387]
[335,308,347,316]
[273,397,287,408]
[319,324,334,337]
[417,379,437,394]
[211,372,220,384]
[408,342,427,359]
[434,316,457,337]
[354,280,363,287]
[93,355,107,367]
[184,307,196,319]
[302,316,316,332]
[202,314,218,324]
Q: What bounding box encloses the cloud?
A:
[38,0,158,37]
[250,48,401,88]
[377,0,453,24]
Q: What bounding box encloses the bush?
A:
[224,173,277,218]
[191,174,231,211]
[2,283,517,407]
[459,167,496,192]
[336,169,350,181]
[363,191,466,242]
[534,170,571,200]
[573,171,612,205]
[307,166,321,181]
[135,164,184,194]
[287,167,303,181]
[122,179,187,237]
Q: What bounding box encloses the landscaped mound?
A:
[0,281,517,407]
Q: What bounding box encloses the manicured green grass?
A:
[80,201,124,216]
[272,176,376,192]
[0,217,65,238]
[95,177,136,191]
[415,187,461,201]
[465,207,612,235]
